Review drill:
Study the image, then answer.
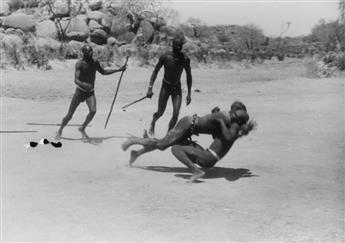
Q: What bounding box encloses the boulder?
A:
[60,15,89,36]
[89,0,103,11]
[0,32,6,41]
[0,2,10,16]
[88,19,103,32]
[5,28,24,36]
[36,20,58,39]
[65,31,89,42]
[117,32,135,43]
[101,12,112,30]
[87,10,103,23]
[160,25,176,37]
[3,13,36,32]
[90,28,107,45]
[110,16,129,37]
[51,0,70,19]
[107,36,124,47]
[138,20,154,43]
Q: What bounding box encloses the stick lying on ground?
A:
[104,56,129,129]
[0,130,38,133]
[27,123,91,127]
[121,96,147,111]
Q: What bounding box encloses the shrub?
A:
[335,52,345,71]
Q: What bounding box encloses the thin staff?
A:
[104,56,130,129]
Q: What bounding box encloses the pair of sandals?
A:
[24,138,62,148]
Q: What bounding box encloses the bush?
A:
[8,0,24,12]
[335,52,345,71]
[8,0,39,12]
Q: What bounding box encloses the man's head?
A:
[81,44,93,60]
[230,101,249,126]
[231,101,247,112]
[172,36,185,54]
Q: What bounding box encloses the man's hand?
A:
[239,119,257,137]
[211,106,220,113]
[119,64,127,72]
[186,94,191,106]
[146,87,153,98]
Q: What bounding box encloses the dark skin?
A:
[56,46,126,140]
[121,107,256,182]
[147,40,192,136]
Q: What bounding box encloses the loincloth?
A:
[75,87,95,102]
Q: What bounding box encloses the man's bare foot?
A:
[121,138,134,151]
[55,131,62,140]
[129,150,140,166]
[143,129,149,138]
[148,124,155,137]
[189,170,205,182]
[78,127,90,140]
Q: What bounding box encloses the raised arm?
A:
[146,55,164,98]
[184,57,192,105]
[95,61,126,75]
[74,61,92,91]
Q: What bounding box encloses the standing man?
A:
[56,44,127,140]
[146,35,192,136]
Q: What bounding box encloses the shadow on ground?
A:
[134,165,257,182]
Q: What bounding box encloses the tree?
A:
[340,0,345,24]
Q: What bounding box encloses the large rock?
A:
[138,20,154,43]
[90,28,107,45]
[101,12,112,30]
[0,2,10,16]
[160,25,176,37]
[52,0,70,19]
[3,13,36,32]
[66,31,88,42]
[5,27,24,36]
[117,32,135,43]
[89,0,103,11]
[60,15,89,36]
[36,20,58,39]
[87,10,103,23]
[110,16,129,37]
[88,19,103,32]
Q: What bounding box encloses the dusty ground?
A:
[1,59,344,242]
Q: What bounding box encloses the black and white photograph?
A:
[1,0,344,241]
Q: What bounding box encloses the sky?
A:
[168,0,340,37]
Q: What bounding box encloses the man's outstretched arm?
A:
[96,61,126,75]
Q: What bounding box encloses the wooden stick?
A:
[104,56,129,129]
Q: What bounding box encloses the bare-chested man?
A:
[122,101,257,182]
[146,35,192,136]
[56,44,127,140]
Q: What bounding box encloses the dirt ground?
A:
[1,60,344,242]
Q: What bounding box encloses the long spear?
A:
[104,56,129,129]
